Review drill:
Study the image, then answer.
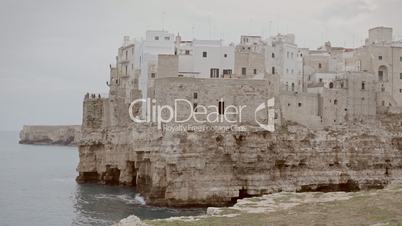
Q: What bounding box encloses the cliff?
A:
[19,125,81,146]
[76,113,402,207]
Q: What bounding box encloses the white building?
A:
[265,34,303,92]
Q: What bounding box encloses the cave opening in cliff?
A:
[76,172,100,183]
[102,165,121,185]
[298,180,360,192]
[127,161,137,187]
[230,188,254,204]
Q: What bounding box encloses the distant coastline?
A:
[19,125,81,146]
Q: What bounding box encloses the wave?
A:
[93,193,146,205]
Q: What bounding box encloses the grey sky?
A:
[0,0,401,130]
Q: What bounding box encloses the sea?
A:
[0,131,205,226]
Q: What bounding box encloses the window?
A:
[253,69,257,75]
[341,82,344,88]
[272,67,276,75]
[125,50,128,59]
[400,89,402,93]
[298,102,302,107]
[154,36,159,40]
[287,52,289,58]
[210,68,219,78]
[151,73,156,78]
[400,56,402,62]
[218,101,225,115]
[202,51,207,58]
[400,73,402,79]
[185,50,190,55]
[361,82,365,90]
[164,36,170,40]
[379,56,383,60]
[242,67,247,75]
[224,54,228,58]
[291,52,294,58]
[223,69,232,75]
[319,78,323,83]
[318,63,322,69]
[193,103,198,112]
[193,92,198,99]
[334,99,338,105]
[272,53,275,58]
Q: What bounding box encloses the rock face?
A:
[76,114,402,207]
[19,125,81,146]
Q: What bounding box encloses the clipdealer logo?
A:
[128,98,275,131]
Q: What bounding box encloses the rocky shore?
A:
[115,181,402,226]
[19,125,81,146]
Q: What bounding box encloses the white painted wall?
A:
[177,39,235,78]
[134,31,175,117]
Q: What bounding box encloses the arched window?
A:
[329,82,334,89]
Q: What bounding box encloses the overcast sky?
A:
[0,0,401,131]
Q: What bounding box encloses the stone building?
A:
[84,26,402,132]
[234,35,266,78]
[346,27,402,111]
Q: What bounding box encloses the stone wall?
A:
[157,54,179,78]
[280,92,322,128]
[153,77,279,126]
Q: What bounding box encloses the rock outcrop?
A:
[19,125,81,146]
[76,114,402,207]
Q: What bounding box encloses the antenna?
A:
[208,13,212,39]
[162,11,166,31]
[269,21,272,37]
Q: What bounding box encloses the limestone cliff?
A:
[19,125,81,146]
[76,114,402,207]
